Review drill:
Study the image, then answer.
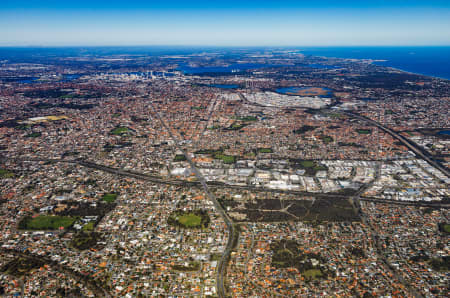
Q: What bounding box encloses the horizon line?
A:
[1,44,450,48]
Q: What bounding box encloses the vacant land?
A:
[0,169,14,178]
[195,148,236,163]
[168,209,210,229]
[19,215,78,230]
[82,222,95,231]
[320,135,334,144]
[214,153,236,164]
[299,160,314,168]
[110,126,131,135]
[172,261,201,272]
[258,148,273,153]
[173,154,187,161]
[179,214,202,227]
[102,193,118,203]
[234,115,258,121]
[270,239,328,280]
[195,148,222,155]
[303,269,324,279]
[444,224,450,233]
[71,232,102,250]
[289,159,327,176]
[293,125,317,134]
[439,223,450,234]
[429,257,450,272]
[230,198,358,222]
[226,122,248,131]
[25,132,42,137]
[355,129,372,134]
[1,257,45,277]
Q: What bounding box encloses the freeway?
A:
[360,197,450,208]
[3,103,449,297]
[7,156,450,209]
[6,157,357,199]
[343,111,449,178]
[239,90,448,179]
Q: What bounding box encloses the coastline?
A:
[315,54,450,81]
[300,47,450,81]
[373,62,450,81]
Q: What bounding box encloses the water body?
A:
[2,77,38,84]
[178,63,287,74]
[1,74,81,84]
[125,71,174,77]
[2,46,449,80]
[61,74,82,81]
[360,97,379,102]
[299,46,450,80]
[307,64,341,69]
[208,84,239,89]
[438,130,450,136]
[276,87,332,98]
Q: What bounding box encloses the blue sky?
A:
[1,1,450,46]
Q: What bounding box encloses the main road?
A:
[4,100,448,297]
[0,247,110,297]
[238,90,448,178]
[343,111,449,178]
[146,99,236,298]
[9,157,449,207]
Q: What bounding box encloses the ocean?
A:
[297,46,450,80]
[1,46,449,80]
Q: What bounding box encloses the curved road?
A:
[343,111,449,178]
[4,101,448,297]
[0,248,110,297]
